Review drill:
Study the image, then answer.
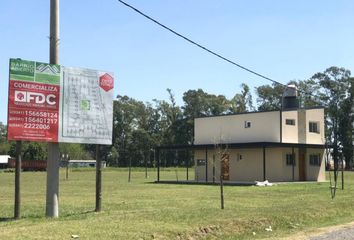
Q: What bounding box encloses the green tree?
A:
[337,77,354,168]
[255,83,284,111]
[8,141,47,160]
[0,122,11,155]
[59,143,92,160]
[113,95,157,167]
[311,67,352,169]
[230,83,254,113]
[182,89,230,143]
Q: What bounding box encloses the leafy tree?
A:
[255,83,284,111]
[59,143,92,160]
[337,77,354,168]
[0,122,10,155]
[0,122,6,141]
[0,141,11,155]
[8,141,47,160]
[311,67,352,169]
[294,79,322,108]
[182,89,230,143]
[230,83,254,113]
[153,89,184,145]
[113,95,157,167]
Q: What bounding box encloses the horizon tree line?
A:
[0,66,352,169]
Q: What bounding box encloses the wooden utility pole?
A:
[14,141,22,219]
[128,156,132,182]
[95,145,102,212]
[220,175,224,210]
[46,0,60,218]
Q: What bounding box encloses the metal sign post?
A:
[95,145,102,212]
[46,0,60,218]
[7,0,113,219]
[14,141,22,219]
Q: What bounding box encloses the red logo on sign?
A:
[17,92,24,100]
[99,73,114,92]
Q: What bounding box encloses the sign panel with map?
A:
[7,58,114,145]
[59,67,114,144]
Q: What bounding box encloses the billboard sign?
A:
[7,59,114,145]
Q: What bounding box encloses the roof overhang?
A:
[156,142,327,151]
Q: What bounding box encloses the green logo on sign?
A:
[35,62,61,85]
[80,100,90,111]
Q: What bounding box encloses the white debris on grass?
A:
[255,180,273,186]
[265,226,273,232]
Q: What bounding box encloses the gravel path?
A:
[309,226,354,240]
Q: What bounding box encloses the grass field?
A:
[1,168,354,240]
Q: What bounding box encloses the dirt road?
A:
[278,222,354,240]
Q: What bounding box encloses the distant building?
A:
[65,160,106,168]
[0,155,11,169]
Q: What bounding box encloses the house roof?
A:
[156,142,326,151]
[194,106,325,120]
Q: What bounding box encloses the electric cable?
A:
[117,0,320,100]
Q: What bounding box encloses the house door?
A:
[299,153,306,181]
[221,154,230,180]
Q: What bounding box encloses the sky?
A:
[1,0,353,123]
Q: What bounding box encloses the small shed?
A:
[0,155,11,169]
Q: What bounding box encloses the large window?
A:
[309,121,320,133]
[286,119,296,125]
[309,154,321,166]
[285,153,296,166]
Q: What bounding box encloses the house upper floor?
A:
[194,107,325,145]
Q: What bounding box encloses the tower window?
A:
[286,119,296,125]
[309,122,320,133]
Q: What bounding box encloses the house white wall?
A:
[194,111,281,144]
[229,149,264,181]
[194,147,325,182]
[306,148,326,181]
[282,110,299,143]
[194,108,325,145]
[306,108,325,144]
[193,107,325,182]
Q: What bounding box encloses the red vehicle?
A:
[8,158,47,171]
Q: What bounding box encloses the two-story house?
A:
[155,86,326,183]
[193,106,326,182]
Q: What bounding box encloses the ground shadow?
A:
[0,217,15,222]
[1,210,97,221]
[61,210,96,218]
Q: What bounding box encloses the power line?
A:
[117,0,319,100]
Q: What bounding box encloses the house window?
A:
[286,119,296,125]
[309,154,321,166]
[309,121,320,133]
[285,153,295,166]
[244,121,251,128]
[197,159,206,166]
[237,153,243,161]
